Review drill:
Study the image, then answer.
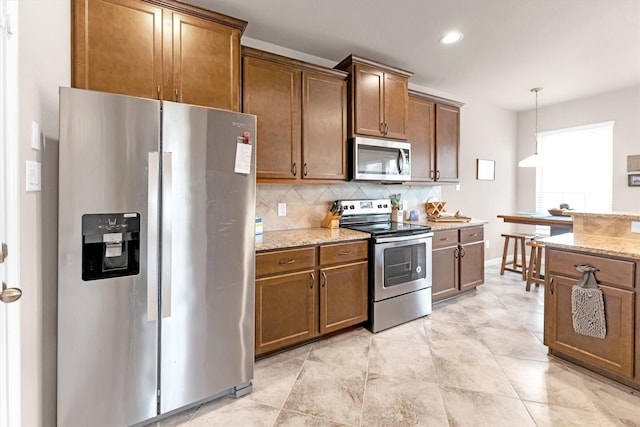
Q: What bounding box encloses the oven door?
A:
[373,233,432,301]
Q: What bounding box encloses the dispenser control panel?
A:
[82,213,140,281]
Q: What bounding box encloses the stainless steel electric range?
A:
[336,199,433,332]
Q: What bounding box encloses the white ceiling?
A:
[189,0,640,112]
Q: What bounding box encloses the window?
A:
[535,121,614,218]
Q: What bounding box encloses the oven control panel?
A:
[336,199,391,216]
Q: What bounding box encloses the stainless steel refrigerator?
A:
[57,87,256,426]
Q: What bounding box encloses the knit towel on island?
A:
[571,265,606,339]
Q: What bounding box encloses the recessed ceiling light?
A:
[440,31,464,45]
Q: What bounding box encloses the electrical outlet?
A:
[455,184,461,191]
[278,203,286,217]
[485,240,490,249]
[632,221,640,234]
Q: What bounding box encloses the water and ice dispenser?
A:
[82,213,140,281]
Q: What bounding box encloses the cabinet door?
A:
[383,73,409,140]
[460,241,485,291]
[170,12,240,110]
[72,0,163,99]
[407,95,435,181]
[243,57,301,180]
[319,262,368,334]
[255,270,317,355]
[432,245,458,302]
[302,72,347,180]
[353,64,384,137]
[435,104,460,182]
[546,275,635,378]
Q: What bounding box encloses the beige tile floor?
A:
[150,266,640,426]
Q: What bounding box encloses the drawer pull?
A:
[469,233,479,237]
[440,237,450,241]
[279,259,296,265]
[338,251,353,256]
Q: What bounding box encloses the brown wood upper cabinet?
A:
[72,0,245,111]
[408,90,463,182]
[242,47,348,182]
[335,55,412,140]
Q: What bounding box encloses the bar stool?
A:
[526,240,545,291]
[500,233,536,281]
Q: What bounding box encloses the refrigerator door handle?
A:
[161,152,173,318]
[147,152,159,322]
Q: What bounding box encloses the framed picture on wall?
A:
[629,174,640,186]
[476,159,495,181]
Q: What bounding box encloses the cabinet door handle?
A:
[175,88,179,102]
[157,86,161,100]
[429,170,435,180]
[454,247,459,259]
[549,277,555,295]
[279,259,295,265]
[435,170,441,180]
[380,122,385,135]
[310,272,315,289]
[292,162,297,177]
[303,163,308,177]
[338,251,353,256]
[459,246,466,258]
[321,271,327,287]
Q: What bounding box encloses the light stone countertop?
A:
[256,228,370,252]
[255,219,488,252]
[412,218,488,230]
[542,233,640,259]
[569,211,640,221]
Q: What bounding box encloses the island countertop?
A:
[542,233,640,259]
[256,228,370,252]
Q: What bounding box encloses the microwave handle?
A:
[397,149,407,174]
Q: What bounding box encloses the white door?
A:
[0,1,21,426]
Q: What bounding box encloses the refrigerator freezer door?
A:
[58,88,160,426]
[160,102,256,413]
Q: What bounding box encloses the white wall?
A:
[516,85,640,214]
[18,0,69,425]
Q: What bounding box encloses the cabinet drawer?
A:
[432,229,458,249]
[256,247,316,277]
[547,249,635,289]
[320,240,368,265]
[459,226,484,244]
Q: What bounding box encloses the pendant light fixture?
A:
[519,87,543,167]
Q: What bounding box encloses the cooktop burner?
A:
[335,198,432,238]
[342,221,431,237]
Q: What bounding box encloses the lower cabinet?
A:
[432,226,484,303]
[545,248,638,383]
[255,240,368,356]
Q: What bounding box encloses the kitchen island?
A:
[543,212,640,391]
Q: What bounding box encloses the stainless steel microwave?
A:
[351,136,411,182]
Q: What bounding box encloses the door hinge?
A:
[0,14,14,37]
[0,243,7,263]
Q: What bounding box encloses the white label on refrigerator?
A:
[234,142,252,174]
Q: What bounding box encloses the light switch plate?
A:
[31,121,41,150]
[26,160,41,192]
[278,203,286,217]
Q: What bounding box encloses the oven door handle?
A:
[375,232,433,244]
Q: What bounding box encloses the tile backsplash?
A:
[256,182,442,231]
